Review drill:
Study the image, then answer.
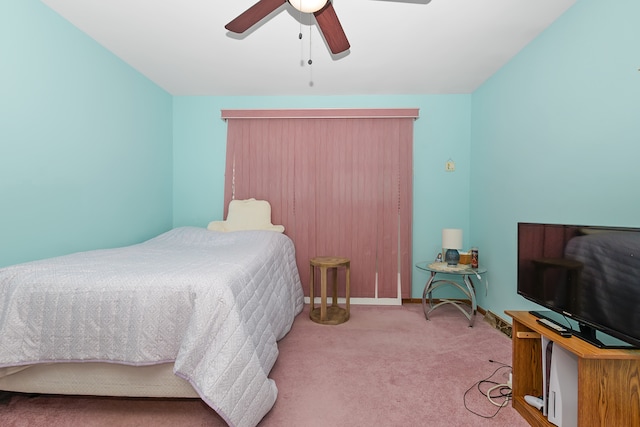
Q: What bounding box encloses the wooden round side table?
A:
[309,256,350,325]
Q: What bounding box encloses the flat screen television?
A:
[517,222,640,349]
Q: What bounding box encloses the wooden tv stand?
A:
[505,311,640,427]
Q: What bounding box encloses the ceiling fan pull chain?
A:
[298,6,303,39]
[308,14,314,87]
[298,7,305,68]
[307,10,313,65]
[308,18,313,65]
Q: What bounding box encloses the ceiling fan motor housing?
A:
[289,0,328,14]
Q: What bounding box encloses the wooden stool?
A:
[309,256,350,325]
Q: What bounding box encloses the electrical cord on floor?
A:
[463,360,513,418]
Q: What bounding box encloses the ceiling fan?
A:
[225,0,432,55]
[225,0,350,55]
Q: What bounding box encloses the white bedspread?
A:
[0,227,304,427]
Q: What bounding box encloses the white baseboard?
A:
[304,296,402,306]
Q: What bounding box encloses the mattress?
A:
[0,227,304,427]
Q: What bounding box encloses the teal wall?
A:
[173,95,472,299]
[0,1,173,267]
[470,0,640,317]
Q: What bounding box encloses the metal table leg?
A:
[421,272,477,327]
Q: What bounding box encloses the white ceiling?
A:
[41,0,576,96]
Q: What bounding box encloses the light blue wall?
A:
[0,1,173,267]
[470,0,640,317]
[173,95,472,298]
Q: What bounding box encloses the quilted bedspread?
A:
[0,227,304,427]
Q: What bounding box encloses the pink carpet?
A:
[1,304,528,426]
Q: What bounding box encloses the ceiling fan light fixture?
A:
[289,0,328,14]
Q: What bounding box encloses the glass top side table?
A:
[416,261,487,327]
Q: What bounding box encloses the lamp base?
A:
[444,249,460,266]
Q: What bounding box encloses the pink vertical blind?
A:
[222,109,418,299]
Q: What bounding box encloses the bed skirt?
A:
[0,362,199,398]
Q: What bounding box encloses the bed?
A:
[0,225,304,427]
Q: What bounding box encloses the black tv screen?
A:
[517,222,640,349]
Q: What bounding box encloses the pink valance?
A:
[221,108,419,120]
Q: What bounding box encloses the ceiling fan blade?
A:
[225,0,286,33]
[314,2,350,54]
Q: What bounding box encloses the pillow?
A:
[207,198,285,233]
